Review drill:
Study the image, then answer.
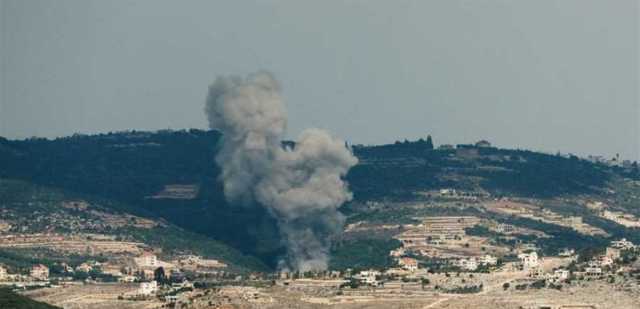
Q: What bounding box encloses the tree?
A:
[154,267,167,285]
[426,135,434,150]
[73,271,89,281]
[421,278,430,290]
[530,280,546,289]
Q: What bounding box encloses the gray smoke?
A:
[205,71,358,271]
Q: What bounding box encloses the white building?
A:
[553,269,569,281]
[454,258,478,271]
[518,252,539,270]
[138,281,158,295]
[118,275,136,283]
[356,270,381,286]
[479,255,497,266]
[611,238,636,250]
[30,264,49,281]
[495,223,515,234]
[439,188,456,195]
[584,267,602,277]
[135,252,158,268]
[558,248,575,257]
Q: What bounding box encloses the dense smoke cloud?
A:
[205,71,357,271]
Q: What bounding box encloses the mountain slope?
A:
[1,130,638,269]
[0,178,268,272]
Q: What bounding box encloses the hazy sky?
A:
[1,0,638,160]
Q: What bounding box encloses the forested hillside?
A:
[0,130,637,269]
[0,178,268,272]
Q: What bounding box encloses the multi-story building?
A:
[356,270,381,286]
[584,267,602,277]
[138,280,158,295]
[518,252,539,270]
[454,258,478,271]
[553,269,569,281]
[135,252,158,268]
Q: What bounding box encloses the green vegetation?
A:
[344,206,418,224]
[496,216,608,255]
[0,248,104,274]
[464,225,537,248]
[329,238,401,271]
[470,148,608,197]
[609,178,640,216]
[1,130,284,268]
[0,130,220,205]
[0,130,636,270]
[464,225,499,238]
[120,226,269,272]
[536,199,640,244]
[530,279,546,289]
[345,204,483,225]
[425,135,434,150]
[442,284,482,294]
[0,288,60,309]
[349,140,616,200]
[0,178,269,272]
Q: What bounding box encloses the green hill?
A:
[0,130,638,269]
[0,178,268,272]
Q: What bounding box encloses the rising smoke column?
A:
[205,71,358,271]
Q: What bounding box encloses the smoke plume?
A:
[205,71,358,271]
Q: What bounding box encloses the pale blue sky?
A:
[1,0,638,160]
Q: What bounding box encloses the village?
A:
[1,243,230,308]
[2,179,640,308]
[191,214,640,309]
[2,209,639,309]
